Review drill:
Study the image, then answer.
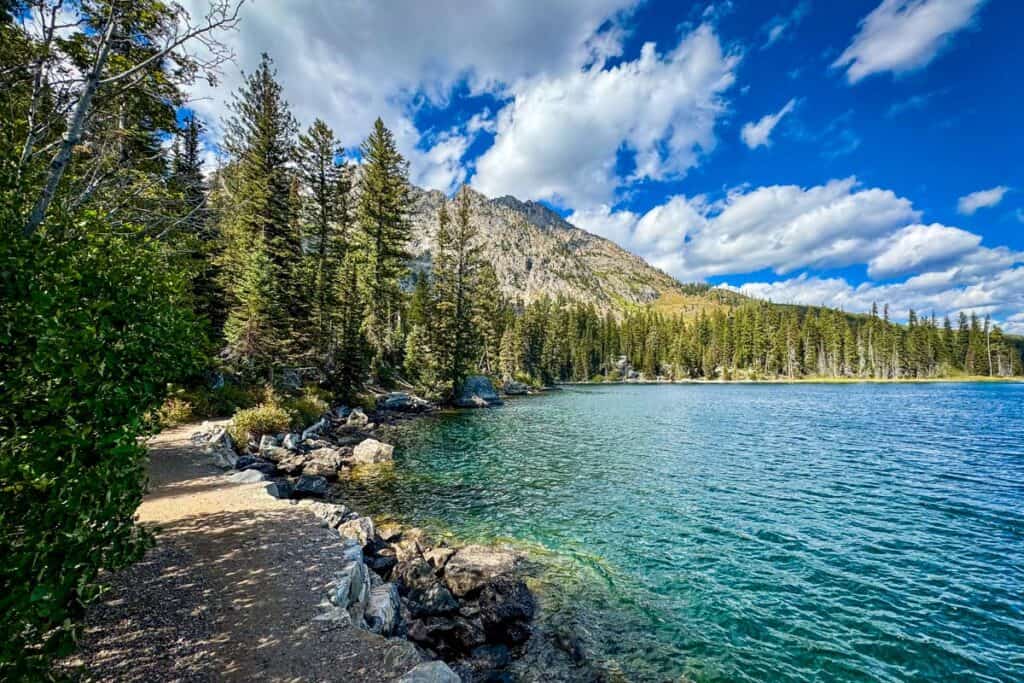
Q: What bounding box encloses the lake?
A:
[337,383,1024,682]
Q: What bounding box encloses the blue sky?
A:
[183,0,1023,331]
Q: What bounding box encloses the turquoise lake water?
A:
[338,383,1024,682]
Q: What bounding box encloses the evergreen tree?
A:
[355,117,411,376]
[217,53,299,375]
[297,118,352,361]
[331,251,368,400]
[432,188,485,398]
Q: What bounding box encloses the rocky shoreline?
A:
[192,378,599,682]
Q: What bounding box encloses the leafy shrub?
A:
[0,220,200,676]
[227,403,294,444]
[283,394,329,427]
[158,397,195,426]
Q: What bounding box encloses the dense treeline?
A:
[498,300,1021,383]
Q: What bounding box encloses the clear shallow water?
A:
[338,383,1024,682]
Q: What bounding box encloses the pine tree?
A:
[171,114,223,333]
[222,238,280,377]
[432,188,485,398]
[297,118,352,362]
[355,118,411,376]
[217,53,299,374]
[331,251,368,400]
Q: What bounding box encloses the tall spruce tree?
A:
[297,118,352,362]
[172,114,223,334]
[355,118,411,376]
[331,251,368,400]
[432,188,485,398]
[217,53,299,377]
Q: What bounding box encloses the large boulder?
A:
[337,515,375,547]
[455,376,504,408]
[293,475,329,498]
[258,434,280,454]
[209,446,238,469]
[304,501,350,528]
[265,480,293,499]
[351,438,394,465]
[378,391,431,413]
[303,447,345,478]
[398,661,461,683]
[503,380,530,396]
[364,583,401,635]
[443,545,521,598]
[301,417,327,441]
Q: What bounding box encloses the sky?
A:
[181,0,1024,332]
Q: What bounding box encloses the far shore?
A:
[559,375,1023,387]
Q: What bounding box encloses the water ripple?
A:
[338,383,1024,682]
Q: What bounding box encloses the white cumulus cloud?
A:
[740,98,797,149]
[957,185,1009,215]
[472,24,739,208]
[833,0,986,83]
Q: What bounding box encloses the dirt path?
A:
[60,423,423,682]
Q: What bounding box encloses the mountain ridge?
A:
[407,185,729,315]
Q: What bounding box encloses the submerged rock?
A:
[454,375,504,408]
[351,438,394,464]
[478,578,535,645]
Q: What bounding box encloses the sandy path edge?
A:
[58,422,423,682]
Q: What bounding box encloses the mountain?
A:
[407,186,737,315]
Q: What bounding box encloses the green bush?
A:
[227,403,294,444]
[0,219,201,676]
[158,396,195,426]
[283,394,329,427]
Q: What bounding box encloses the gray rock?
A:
[329,540,371,624]
[302,447,344,478]
[455,375,504,408]
[236,456,276,475]
[300,417,327,441]
[333,405,351,419]
[398,661,461,683]
[304,501,350,528]
[337,515,375,546]
[409,581,459,617]
[364,583,400,635]
[378,391,430,412]
[346,407,369,428]
[293,475,329,498]
[444,545,521,598]
[281,433,301,450]
[503,380,529,396]
[260,445,292,462]
[209,446,238,469]
[226,469,267,484]
[265,480,293,499]
[276,453,309,475]
[258,434,279,453]
[351,438,394,465]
